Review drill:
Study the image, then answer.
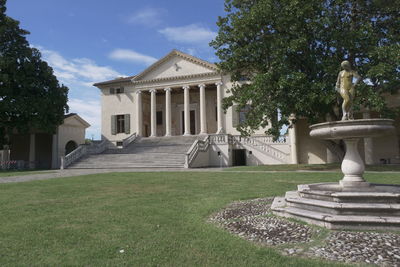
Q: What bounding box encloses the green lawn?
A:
[1,172,399,266]
[225,163,400,172]
[0,170,54,177]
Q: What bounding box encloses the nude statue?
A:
[335,61,362,121]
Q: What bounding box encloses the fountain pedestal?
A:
[272,119,400,230]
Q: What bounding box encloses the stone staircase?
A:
[68,136,199,169]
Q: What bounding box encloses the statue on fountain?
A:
[272,60,398,230]
[335,60,362,121]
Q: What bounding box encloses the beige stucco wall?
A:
[58,117,87,157]
[101,83,136,145]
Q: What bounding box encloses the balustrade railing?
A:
[232,135,290,162]
[122,132,137,148]
[185,135,210,168]
[61,139,107,169]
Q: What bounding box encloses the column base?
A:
[199,132,208,136]
[165,134,171,137]
[183,133,191,136]
[149,135,157,138]
[216,128,224,134]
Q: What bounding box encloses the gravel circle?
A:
[210,197,400,267]
[209,197,317,245]
[308,231,400,266]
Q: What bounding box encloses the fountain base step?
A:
[272,183,400,230]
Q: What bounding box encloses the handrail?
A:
[122,132,137,148]
[232,136,290,162]
[185,135,210,168]
[62,145,87,169]
[61,139,107,169]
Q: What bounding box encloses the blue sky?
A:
[6,0,225,139]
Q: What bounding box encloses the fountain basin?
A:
[309,119,395,140]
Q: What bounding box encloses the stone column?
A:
[164,87,172,136]
[288,115,298,164]
[199,84,207,135]
[183,85,191,135]
[363,111,374,165]
[29,133,35,169]
[216,82,224,133]
[136,90,143,136]
[51,131,58,169]
[150,89,157,137]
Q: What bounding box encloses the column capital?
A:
[135,90,142,94]
[182,85,190,90]
[198,83,206,89]
[164,87,172,92]
[215,82,223,86]
[149,89,157,94]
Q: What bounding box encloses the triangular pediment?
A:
[63,114,90,128]
[132,50,218,82]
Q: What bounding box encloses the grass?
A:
[225,163,400,172]
[0,170,55,177]
[1,172,399,266]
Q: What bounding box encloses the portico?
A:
[135,82,224,137]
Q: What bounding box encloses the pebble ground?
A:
[209,198,400,267]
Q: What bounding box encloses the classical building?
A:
[63,49,399,169]
[1,113,90,169]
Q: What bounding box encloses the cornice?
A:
[132,72,220,85]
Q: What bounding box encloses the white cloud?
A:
[158,24,217,45]
[68,98,101,139]
[127,7,167,27]
[36,46,123,86]
[109,49,157,66]
[33,46,123,139]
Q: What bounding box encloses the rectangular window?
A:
[116,141,123,147]
[116,87,124,94]
[116,115,125,133]
[156,111,163,125]
[110,87,124,94]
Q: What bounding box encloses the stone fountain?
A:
[272,61,400,230]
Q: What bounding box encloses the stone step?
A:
[67,136,200,169]
[285,191,400,216]
[299,189,400,203]
[272,204,400,230]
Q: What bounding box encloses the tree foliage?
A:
[0,0,68,145]
[211,0,400,137]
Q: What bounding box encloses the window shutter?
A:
[110,88,115,94]
[232,105,239,127]
[124,114,130,134]
[111,115,117,135]
[120,87,125,93]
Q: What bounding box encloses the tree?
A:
[0,0,68,146]
[211,0,400,140]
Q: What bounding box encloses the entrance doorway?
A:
[232,149,246,166]
[181,110,196,135]
[65,140,78,155]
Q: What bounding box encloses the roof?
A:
[93,75,136,87]
[93,49,218,87]
[63,113,91,128]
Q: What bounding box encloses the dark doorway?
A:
[182,110,196,135]
[65,140,78,155]
[233,149,246,166]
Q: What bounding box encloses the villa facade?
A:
[92,50,400,168]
